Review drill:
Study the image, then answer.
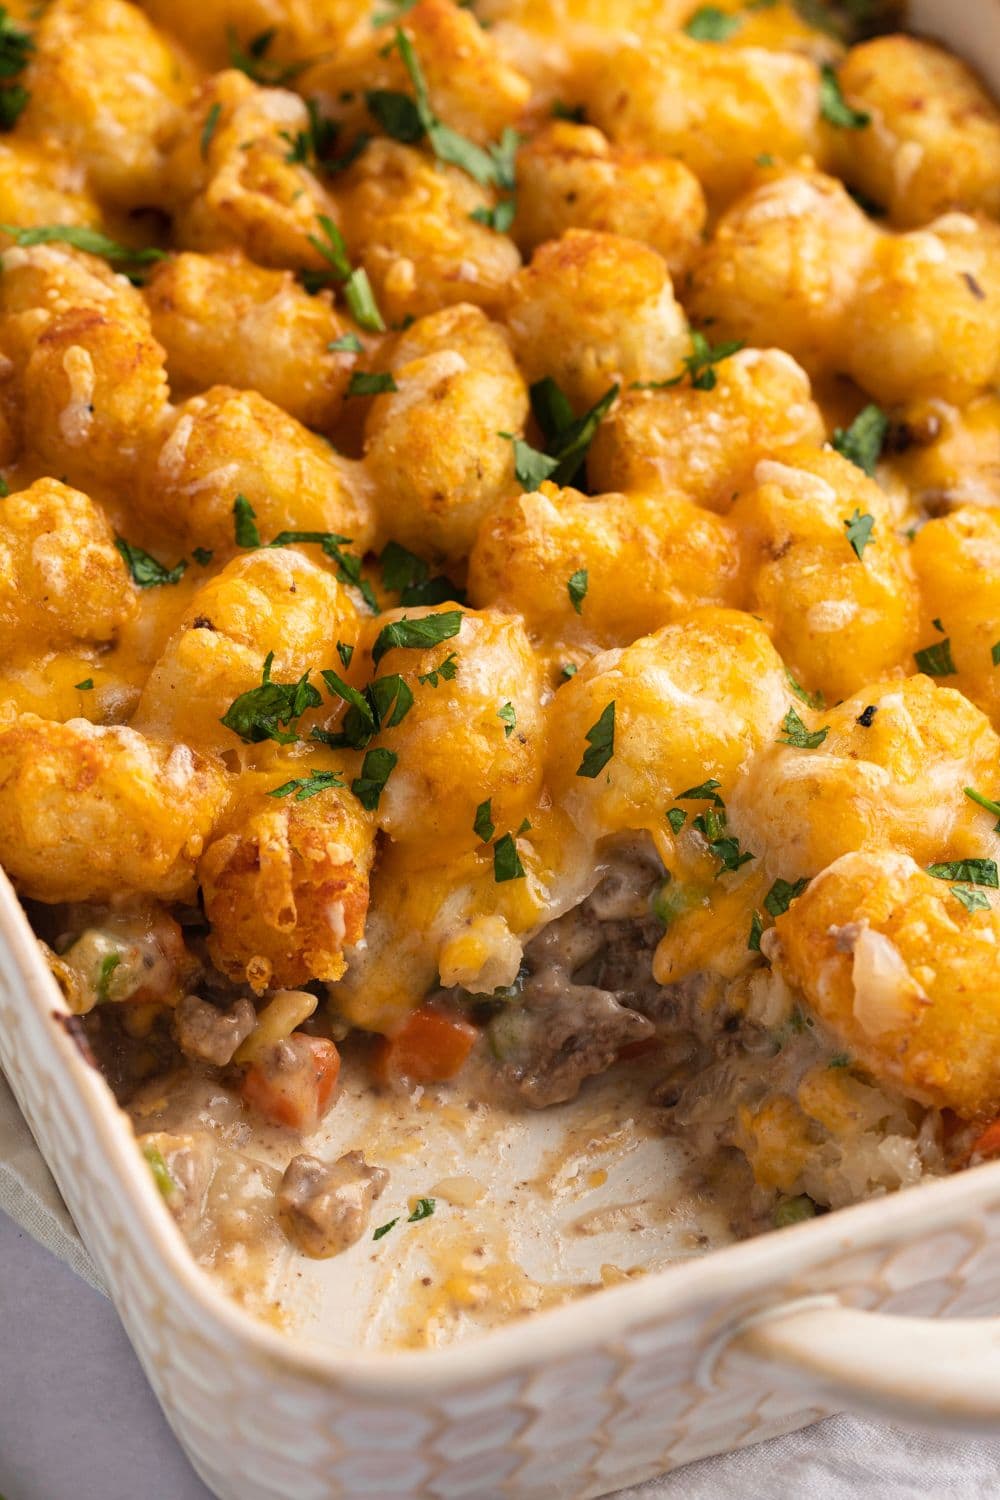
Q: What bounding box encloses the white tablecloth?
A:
[3,1072,1000,1500]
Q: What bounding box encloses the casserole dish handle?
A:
[720,1299,1000,1432]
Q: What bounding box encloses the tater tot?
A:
[0,477,136,654]
[545,608,788,838]
[773,850,1000,1117]
[588,347,824,511]
[134,549,359,751]
[137,386,374,558]
[200,760,375,992]
[337,139,521,325]
[467,482,741,655]
[835,36,1000,228]
[163,71,339,271]
[728,675,1000,884]
[0,243,151,373]
[844,215,1000,408]
[350,606,544,850]
[513,122,706,278]
[136,0,364,70]
[304,0,529,149]
[730,445,918,701]
[505,229,688,411]
[0,715,229,902]
[145,251,356,427]
[686,168,879,377]
[910,508,1000,731]
[363,304,527,563]
[21,0,192,206]
[885,394,1000,513]
[587,36,825,207]
[22,306,170,489]
[0,140,102,231]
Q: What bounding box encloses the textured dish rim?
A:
[7,867,1000,1397]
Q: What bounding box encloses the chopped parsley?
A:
[95,952,121,1004]
[843,508,875,560]
[0,10,32,130]
[567,568,588,615]
[372,1217,399,1240]
[497,701,516,738]
[501,381,618,490]
[748,909,764,952]
[0,475,8,497]
[267,528,377,610]
[226,26,314,87]
[493,832,525,882]
[551,100,586,122]
[115,538,187,589]
[676,779,724,805]
[0,223,167,266]
[200,102,222,159]
[785,667,824,711]
[75,678,94,691]
[634,331,745,393]
[778,707,829,749]
[407,1197,435,1221]
[666,807,687,835]
[856,704,878,728]
[692,802,754,877]
[763,876,809,918]
[371,609,463,665]
[576,700,615,778]
[328,332,364,354]
[951,884,991,913]
[994,641,1000,668]
[233,494,260,548]
[280,98,341,170]
[192,546,214,566]
[351,746,398,810]
[819,63,870,129]
[418,652,458,687]
[684,6,742,39]
[828,1053,851,1069]
[304,214,385,332]
[336,641,354,668]
[473,799,495,843]
[927,859,999,888]
[832,403,888,477]
[220,653,321,744]
[346,370,398,397]
[142,1144,177,1201]
[319,668,412,748]
[469,198,517,234]
[380,540,463,607]
[965,787,1000,830]
[561,663,578,679]
[914,638,957,677]
[267,770,345,801]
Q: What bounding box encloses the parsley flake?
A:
[418,652,458,687]
[684,6,742,40]
[567,568,588,615]
[763,877,809,918]
[561,663,578,679]
[676,779,724,806]
[666,807,687,835]
[501,381,618,491]
[474,799,495,843]
[0,223,167,267]
[352,746,398,810]
[778,707,830,749]
[373,1217,399,1240]
[268,528,377,611]
[843,508,875,560]
[470,199,516,233]
[221,653,322,745]
[576,700,615,778]
[635,331,745,393]
[498,701,516,737]
[346,370,398,397]
[305,214,385,332]
[115,538,187,589]
[75,678,94,691]
[951,883,991,913]
[992,641,1000,668]
[785,667,825,711]
[380,540,462,607]
[965,787,1000,830]
[371,610,463,665]
[407,1197,435,1221]
[0,10,33,130]
[192,546,214,566]
[927,859,998,888]
[551,101,586,122]
[748,909,764,952]
[267,770,345,801]
[914,638,957,677]
[336,641,354,668]
[832,403,888,477]
[233,494,260,548]
[200,102,221,159]
[96,952,121,1004]
[692,803,754,876]
[493,832,525,882]
[142,1144,177,1201]
[819,63,870,129]
[328,332,364,354]
[226,26,315,86]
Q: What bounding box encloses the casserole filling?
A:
[0,0,999,1334]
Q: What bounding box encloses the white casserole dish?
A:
[3,3,1000,1494]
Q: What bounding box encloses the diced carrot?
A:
[240,1034,340,1132]
[372,1006,477,1086]
[970,1118,1000,1159]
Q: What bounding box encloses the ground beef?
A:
[278,1151,389,1258]
[174,993,256,1066]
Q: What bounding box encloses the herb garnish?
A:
[633,331,744,393]
[474,798,495,843]
[778,707,830,749]
[328,332,364,354]
[819,63,870,129]
[304,214,385,332]
[346,370,398,397]
[233,494,260,548]
[418,652,458,686]
[843,508,875,560]
[0,9,32,129]
[684,6,742,39]
[220,652,322,744]
[96,952,121,1004]
[0,223,167,267]
[748,909,764,952]
[381,540,463,607]
[200,102,221,159]
[226,26,315,87]
[951,884,991,913]
[267,528,377,610]
[763,877,809,918]
[115,538,187,588]
[142,1144,177,1201]
[965,787,1000,830]
[352,746,398,810]
[266,770,345,801]
[500,380,618,490]
[408,1197,435,1221]
[692,802,754,876]
[336,641,354,668]
[193,547,214,566]
[280,98,341,170]
[927,859,999,888]
[567,568,588,615]
[666,807,687,835]
[75,678,94,691]
[319,668,411,749]
[785,667,824,711]
[676,779,724,805]
[576,700,615,778]
[373,1217,399,1240]
[832,403,888,477]
[371,610,463,665]
[497,701,516,738]
[493,832,525,882]
[914,638,957,677]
